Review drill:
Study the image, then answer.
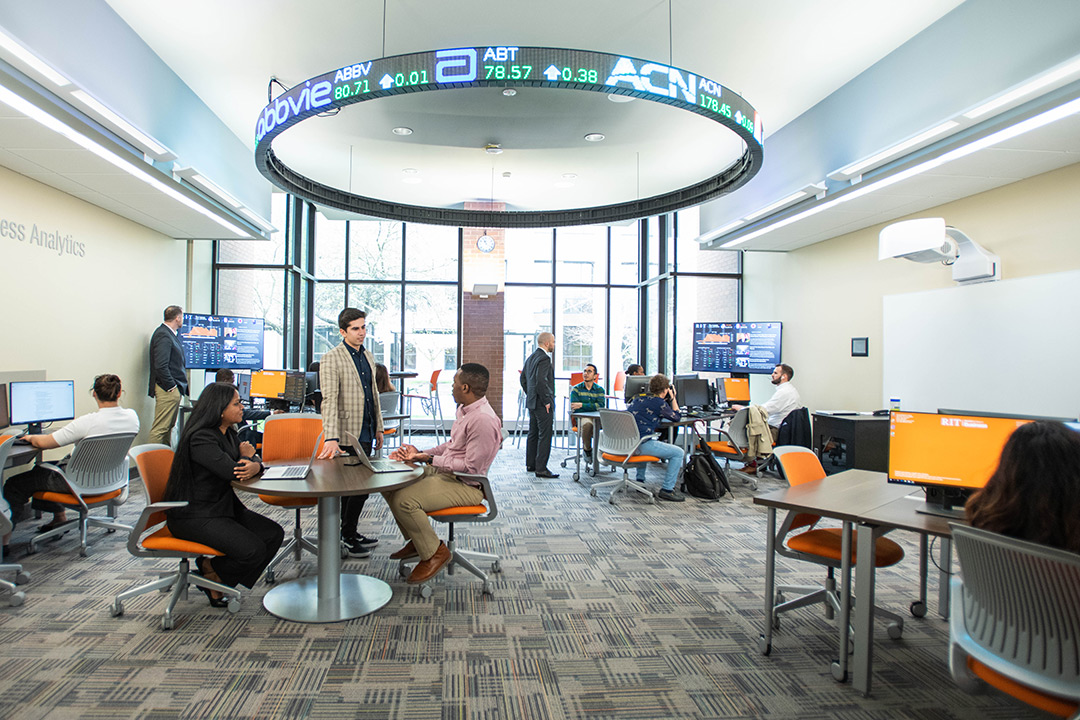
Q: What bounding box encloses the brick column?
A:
[461,202,506,419]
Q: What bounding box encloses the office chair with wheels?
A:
[378,391,409,450]
[556,371,585,451]
[765,446,906,662]
[606,371,627,409]
[0,436,31,607]
[949,524,1080,718]
[397,472,502,598]
[703,408,759,490]
[258,414,322,583]
[590,409,659,505]
[112,444,240,629]
[27,432,137,557]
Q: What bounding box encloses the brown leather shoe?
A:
[407,542,451,584]
[389,540,419,560]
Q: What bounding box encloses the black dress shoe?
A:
[535,469,559,478]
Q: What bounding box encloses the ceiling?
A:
[16,0,1073,246]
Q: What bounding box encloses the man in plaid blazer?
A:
[317,308,384,557]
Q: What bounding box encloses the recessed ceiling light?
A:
[607,94,635,104]
[502,88,517,97]
[502,171,512,178]
[402,168,419,175]
[584,133,605,142]
[392,126,413,135]
[484,144,503,155]
[561,173,577,180]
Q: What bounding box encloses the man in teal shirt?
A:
[569,364,606,455]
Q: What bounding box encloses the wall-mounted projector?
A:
[879,217,1001,285]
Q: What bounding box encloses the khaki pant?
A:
[148,385,181,446]
[579,418,596,451]
[383,465,484,560]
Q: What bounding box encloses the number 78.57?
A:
[484,64,532,80]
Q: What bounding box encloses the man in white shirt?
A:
[732,363,800,473]
[3,374,139,547]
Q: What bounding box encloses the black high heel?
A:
[194,557,229,607]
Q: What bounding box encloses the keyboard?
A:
[369,458,410,473]
[263,464,309,479]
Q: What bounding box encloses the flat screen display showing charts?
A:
[180,313,265,370]
[692,322,782,374]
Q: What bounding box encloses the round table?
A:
[234,458,421,623]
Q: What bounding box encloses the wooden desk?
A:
[753,470,959,696]
[234,457,422,623]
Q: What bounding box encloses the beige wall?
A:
[743,161,1080,411]
[0,165,197,445]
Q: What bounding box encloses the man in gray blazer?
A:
[147,305,188,445]
[521,331,558,478]
[317,308,384,557]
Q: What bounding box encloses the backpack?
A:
[680,440,731,500]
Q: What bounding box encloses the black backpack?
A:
[680,440,731,500]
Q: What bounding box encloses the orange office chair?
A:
[764,446,906,668]
[112,444,240,629]
[590,409,659,505]
[404,370,446,442]
[259,413,323,583]
[949,524,1080,718]
[703,408,759,490]
[0,435,31,606]
[397,471,502,598]
[606,370,627,409]
[27,432,137,557]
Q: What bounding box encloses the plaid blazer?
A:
[319,342,384,442]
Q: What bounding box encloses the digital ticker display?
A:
[253,46,763,228]
[692,322,782,374]
[180,313,265,370]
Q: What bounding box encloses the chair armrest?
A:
[127,501,189,555]
[453,473,497,522]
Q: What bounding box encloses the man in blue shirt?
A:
[569,363,606,455]
[626,374,687,502]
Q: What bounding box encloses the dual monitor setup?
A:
[622,375,751,410]
[217,369,316,406]
[886,409,1080,518]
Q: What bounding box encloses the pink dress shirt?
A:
[427,395,502,478]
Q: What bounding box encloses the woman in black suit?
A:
[164,382,284,605]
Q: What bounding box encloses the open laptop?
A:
[260,440,320,480]
[342,431,413,473]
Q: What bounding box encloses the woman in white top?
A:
[2,374,139,545]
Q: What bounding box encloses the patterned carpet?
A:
[0,439,1039,719]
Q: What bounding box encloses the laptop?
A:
[260,440,320,480]
[342,431,413,473]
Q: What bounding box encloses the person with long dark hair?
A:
[375,363,395,394]
[164,382,284,605]
[965,421,1080,553]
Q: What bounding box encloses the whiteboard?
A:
[882,269,1080,418]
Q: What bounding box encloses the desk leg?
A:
[938,537,951,620]
[261,496,393,623]
[574,419,583,482]
[758,508,777,655]
[833,521,852,682]
[853,524,879,696]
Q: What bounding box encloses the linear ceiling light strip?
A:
[254,46,763,228]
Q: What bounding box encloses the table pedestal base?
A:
[262,574,392,623]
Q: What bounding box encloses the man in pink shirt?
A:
[386,363,502,584]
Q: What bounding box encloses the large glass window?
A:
[502,286,553,420]
[216,268,285,369]
[555,226,607,284]
[405,224,458,282]
[350,221,402,281]
[505,228,553,284]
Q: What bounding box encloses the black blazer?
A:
[166,427,248,520]
[521,347,554,410]
[148,323,188,397]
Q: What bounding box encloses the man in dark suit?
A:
[147,305,189,445]
[521,331,558,478]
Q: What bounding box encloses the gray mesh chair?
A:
[378,390,410,450]
[590,409,658,505]
[28,432,136,557]
[0,435,31,606]
[703,408,758,490]
[949,524,1080,718]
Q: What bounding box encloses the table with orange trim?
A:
[753,469,959,696]
[234,457,422,623]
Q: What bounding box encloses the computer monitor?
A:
[723,377,750,404]
[624,375,651,402]
[679,378,710,409]
[305,371,319,396]
[179,313,265,370]
[236,370,252,402]
[0,383,8,428]
[937,408,1075,423]
[692,322,782,374]
[283,371,307,404]
[888,410,1036,518]
[249,370,287,400]
[9,380,76,435]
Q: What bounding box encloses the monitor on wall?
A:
[692,322,782,374]
[179,313,265,370]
